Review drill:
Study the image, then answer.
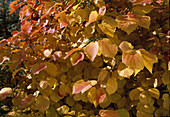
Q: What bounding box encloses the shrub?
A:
[0,0,169,116]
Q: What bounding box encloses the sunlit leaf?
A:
[106,77,118,95]
[148,88,160,99]
[99,6,106,16]
[98,16,117,37]
[88,87,106,107]
[84,41,99,61]
[129,87,143,100]
[0,87,12,100]
[70,52,84,66]
[72,80,92,94]
[99,110,118,117]
[98,38,118,58]
[119,41,134,52]
[57,105,69,115]
[139,49,158,73]
[85,11,98,27]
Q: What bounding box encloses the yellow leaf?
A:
[85,11,98,27]
[148,88,160,99]
[36,95,50,113]
[139,49,158,73]
[98,38,118,58]
[129,87,143,100]
[106,77,118,95]
[84,41,99,61]
[98,16,117,37]
[44,62,59,77]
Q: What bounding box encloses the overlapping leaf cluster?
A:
[0,0,169,116]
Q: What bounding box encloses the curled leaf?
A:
[0,87,12,100]
[70,52,84,66]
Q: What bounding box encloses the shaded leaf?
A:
[31,63,47,75]
[115,109,130,117]
[44,62,59,77]
[106,77,118,95]
[129,87,143,100]
[98,69,109,83]
[20,94,35,108]
[36,95,50,113]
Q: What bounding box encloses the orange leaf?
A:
[9,0,19,8]
[84,41,99,61]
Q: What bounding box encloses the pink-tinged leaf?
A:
[85,11,98,27]
[0,87,12,100]
[122,50,144,70]
[119,41,134,52]
[116,13,138,34]
[20,94,35,108]
[40,81,48,89]
[99,6,106,16]
[99,110,118,117]
[72,80,92,94]
[88,87,106,107]
[64,0,75,10]
[84,41,99,61]
[139,49,158,73]
[58,13,69,28]
[70,52,84,66]
[98,38,118,58]
[0,56,8,65]
[64,48,81,59]
[135,15,150,29]
[31,63,47,75]
[131,0,153,5]
[52,51,62,61]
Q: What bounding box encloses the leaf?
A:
[132,5,153,15]
[115,109,130,117]
[98,16,117,37]
[106,77,118,95]
[119,41,134,52]
[31,63,47,75]
[0,87,12,100]
[20,94,35,108]
[40,81,49,89]
[136,15,151,29]
[122,50,144,70]
[70,52,84,66]
[116,13,138,34]
[118,67,134,78]
[57,105,69,115]
[9,0,19,8]
[131,0,153,5]
[98,69,109,83]
[84,41,99,61]
[139,49,158,73]
[85,11,98,27]
[129,87,143,100]
[88,87,106,107]
[46,106,59,117]
[36,95,50,113]
[64,48,81,59]
[44,62,59,77]
[99,6,106,16]
[72,80,92,94]
[162,71,170,85]
[148,88,160,99]
[99,110,118,117]
[98,38,118,58]
[58,13,69,28]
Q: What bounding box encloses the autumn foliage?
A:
[0,0,169,116]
